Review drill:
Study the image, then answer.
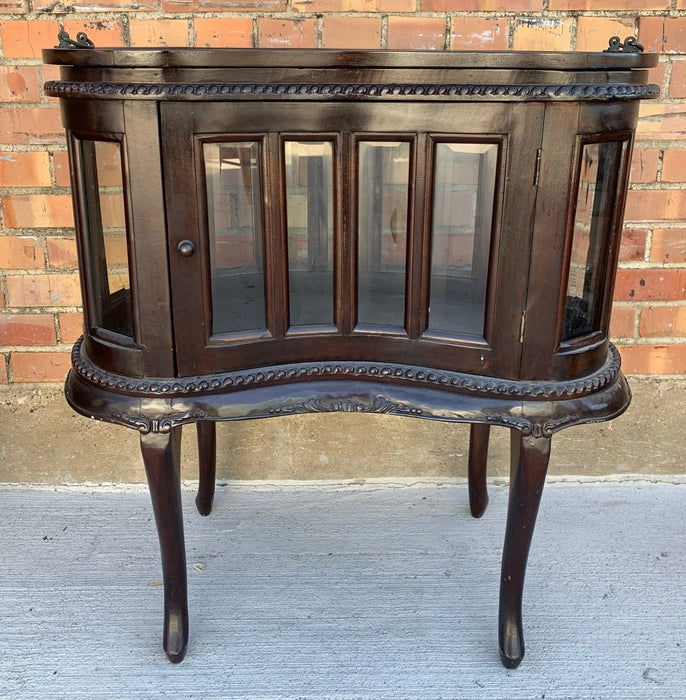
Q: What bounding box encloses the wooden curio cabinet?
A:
[44,37,658,667]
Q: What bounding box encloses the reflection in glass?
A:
[562,141,624,341]
[80,139,132,337]
[427,142,498,338]
[357,140,410,329]
[204,142,265,336]
[285,141,334,328]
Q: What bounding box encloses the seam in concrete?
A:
[1,473,685,492]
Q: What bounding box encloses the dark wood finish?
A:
[468,423,490,519]
[499,431,551,668]
[45,46,657,668]
[195,422,216,517]
[140,428,188,663]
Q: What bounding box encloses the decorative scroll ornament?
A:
[268,396,423,416]
[110,410,206,434]
[55,30,95,49]
[604,36,644,53]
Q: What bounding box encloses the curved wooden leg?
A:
[499,429,551,669]
[195,421,216,516]
[141,427,188,663]
[468,423,490,518]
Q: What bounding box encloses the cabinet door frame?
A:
[161,100,543,378]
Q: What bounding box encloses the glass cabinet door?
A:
[162,102,541,377]
[284,140,335,330]
[77,138,133,340]
[204,141,266,337]
[562,139,626,342]
[357,140,411,330]
[426,142,498,339]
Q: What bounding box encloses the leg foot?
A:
[498,429,551,669]
[195,421,216,516]
[468,423,490,518]
[141,427,189,663]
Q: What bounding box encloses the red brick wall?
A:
[0,2,685,382]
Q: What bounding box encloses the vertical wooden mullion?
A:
[417,135,435,337]
[406,133,426,339]
[265,132,287,339]
[338,132,354,335]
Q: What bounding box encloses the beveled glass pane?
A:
[427,142,498,338]
[562,141,624,341]
[80,139,132,338]
[357,140,410,329]
[285,141,334,328]
[204,141,265,336]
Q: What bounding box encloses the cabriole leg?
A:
[468,423,490,518]
[140,426,188,663]
[195,421,217,516]
[499,429,551,669]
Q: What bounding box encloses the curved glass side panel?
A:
[204,141,266,336]
[79,139,133,338]
[427,142,498,339]
[284,140,335,328]
[357,140,411,330]
[562,140,625,342]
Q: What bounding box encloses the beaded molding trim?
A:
[70,337,622,401]
[44,80,660,102]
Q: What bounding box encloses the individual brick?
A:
[0,0,28,12]
[575,17,636,53]
[639,16,686,54]
[321,17,382,49]
[0,314,56,346]
[639,305,686,337]
[387,17,446,51]
[512,18,575,51]
[629,148,660,184]
[0,20,60,60]
[165,0,284,11]
[552,0,667,9]
[10,351,71,382]
[0,236,45,269]
[613,269,686,302]
[450,17,509,51]
[47,238,79,269]
[618,229,648,262]
[293,0,415,10]
[651,229,686,263]
[0,66,40,103]
[637,103,686,140]
[194,18,253,48]
[258,18,317,49]
[661,148,686,182]
[624,188,686,223]
[617,343,686,375]
[669,60,686,98]
[608,305,636,338]
[34,0,155,9]
[53,151,72,187]
[0,355,7,384]
[0,152,52,188]
[129,19,190,47]
[424,0,541,9]
[6,273,83,308]
[2,195,74,229]
[0,108,64,145]
[58,312,84,343]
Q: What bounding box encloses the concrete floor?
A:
[1,377,685,483]
[1,481,684,700]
